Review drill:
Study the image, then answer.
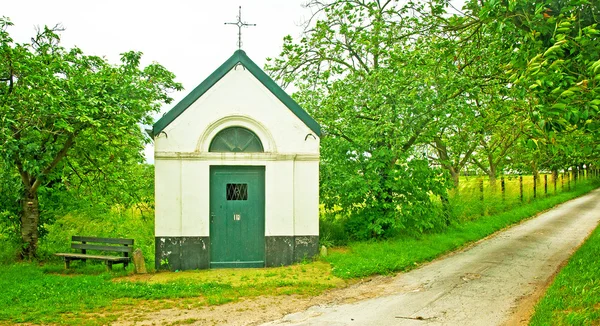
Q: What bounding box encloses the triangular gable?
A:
[151,50,321,138]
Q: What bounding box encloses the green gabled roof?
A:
[152,50,321,137]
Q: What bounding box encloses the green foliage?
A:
[269,1,456,239]
[44,163,155,221]
[324,155,450,240]
[0,17,181,257]
[267,0,600,243]
[530,218,600,325]
[0,160,21,242]
[320,172,586,246]
[469,0,600,134]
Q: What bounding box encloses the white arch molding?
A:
[196,115,277,153]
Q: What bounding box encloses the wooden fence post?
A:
[479,178,484,216]
[479,178,484,201]
[544,174,548,196]
[519,176,524,202]
[568,170,571,191]
[533,174,537,199]
[501,176,505,201]
[553,172,557,194]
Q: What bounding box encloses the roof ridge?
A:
[151,50,320,138]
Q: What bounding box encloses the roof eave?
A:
[152,50,321,137]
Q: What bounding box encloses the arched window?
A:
[209,127,264,152]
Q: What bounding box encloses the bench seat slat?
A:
[71,243,133,253]
[55,253,130,261]
[72,236,134,245]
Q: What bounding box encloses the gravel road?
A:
[264,189,600,326]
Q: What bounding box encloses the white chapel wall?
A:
[154,65,320,238]
[154,66,319,155]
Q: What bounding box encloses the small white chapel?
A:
[150,46,321,270]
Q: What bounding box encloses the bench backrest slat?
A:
[71,243,133,253]
[72,236,134,245]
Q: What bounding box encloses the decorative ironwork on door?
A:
[226,183,248,200]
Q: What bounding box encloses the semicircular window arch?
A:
[209,127,264,153]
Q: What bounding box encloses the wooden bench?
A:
[55,236,134,270]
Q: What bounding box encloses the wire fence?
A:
[448,168,600,221]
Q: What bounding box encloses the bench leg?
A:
[123,261,128,270]
[106,261,113,271]
[65,258,71,269]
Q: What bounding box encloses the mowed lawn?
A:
[0,262,343,325]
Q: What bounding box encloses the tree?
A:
[0,18,182,259]
[268,0,454,237]
[267,0,599,239]
[443,0,600,184]
[429,112,479,188]
[459,0,600,145]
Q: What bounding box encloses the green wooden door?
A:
[210,166,265,268]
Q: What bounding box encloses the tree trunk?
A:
[532,163,540,185]
[20,191,40,260]
[488,165,497,189]
[449,168,460,188]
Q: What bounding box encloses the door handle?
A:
[210,212,215,223]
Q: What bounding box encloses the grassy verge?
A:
[529,224,600,325]
[325,180,600,278]
[0,261,343,325]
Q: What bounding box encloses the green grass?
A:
[0,261,342,325]
[449,174,576,221]
[1,177,597,324]
[529,224,600,325]
[325,179,600,279]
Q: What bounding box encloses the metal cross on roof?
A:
[224,6,256,49]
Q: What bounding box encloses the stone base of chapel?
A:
[155,235,319,271]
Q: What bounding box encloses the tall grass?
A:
[449,173,578,221]
[40,205,155,266]
[320,172,595,246]
[325,178,600,278]
[0,205,156,267]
